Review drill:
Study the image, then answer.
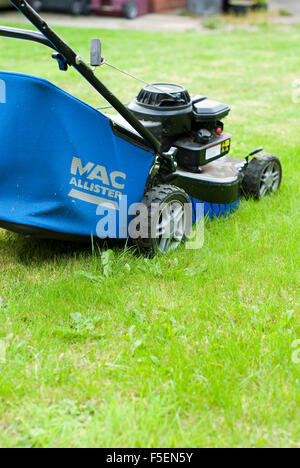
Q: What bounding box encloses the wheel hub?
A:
[265,172,274,189]
[156,202,185,253]
[259,161,281,197]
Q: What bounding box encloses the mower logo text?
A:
[68,157,127,210]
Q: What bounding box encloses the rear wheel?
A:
[123,1,139,19]
[133,185,192,256]
[242,153,282,199]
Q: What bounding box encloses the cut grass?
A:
[0,23,299,448]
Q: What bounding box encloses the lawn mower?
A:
[0,0,282,254]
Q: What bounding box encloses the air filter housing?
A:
[128,83,193,141]
[136,83,191,108]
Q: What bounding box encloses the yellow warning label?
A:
[221,140,231,153]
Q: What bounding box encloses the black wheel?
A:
[133,185,192,256]
[123,1,139,20]
[242,153,282,199]
[70,1,89,16]
[82,0,91,15]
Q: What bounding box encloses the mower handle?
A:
[5,0,162,155]
[0,25,56,51]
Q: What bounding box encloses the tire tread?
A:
[134,185,190,255]
[242,152,282,199]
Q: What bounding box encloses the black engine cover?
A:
[128,83,232,169]
[127,83,193,141]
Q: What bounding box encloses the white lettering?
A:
[87,164,110,185]
[71,157,93,176]
[110,171,126,189]
[69,157,127,207]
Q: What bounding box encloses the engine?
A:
[128,83,232,172]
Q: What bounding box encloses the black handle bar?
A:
[0,25,55,50]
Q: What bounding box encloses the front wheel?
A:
[133,185,192,256]
[242,153,282,199]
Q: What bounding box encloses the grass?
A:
[201,11,279,30]
[0,21,299,448]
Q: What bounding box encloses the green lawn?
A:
[0,21,299,448]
